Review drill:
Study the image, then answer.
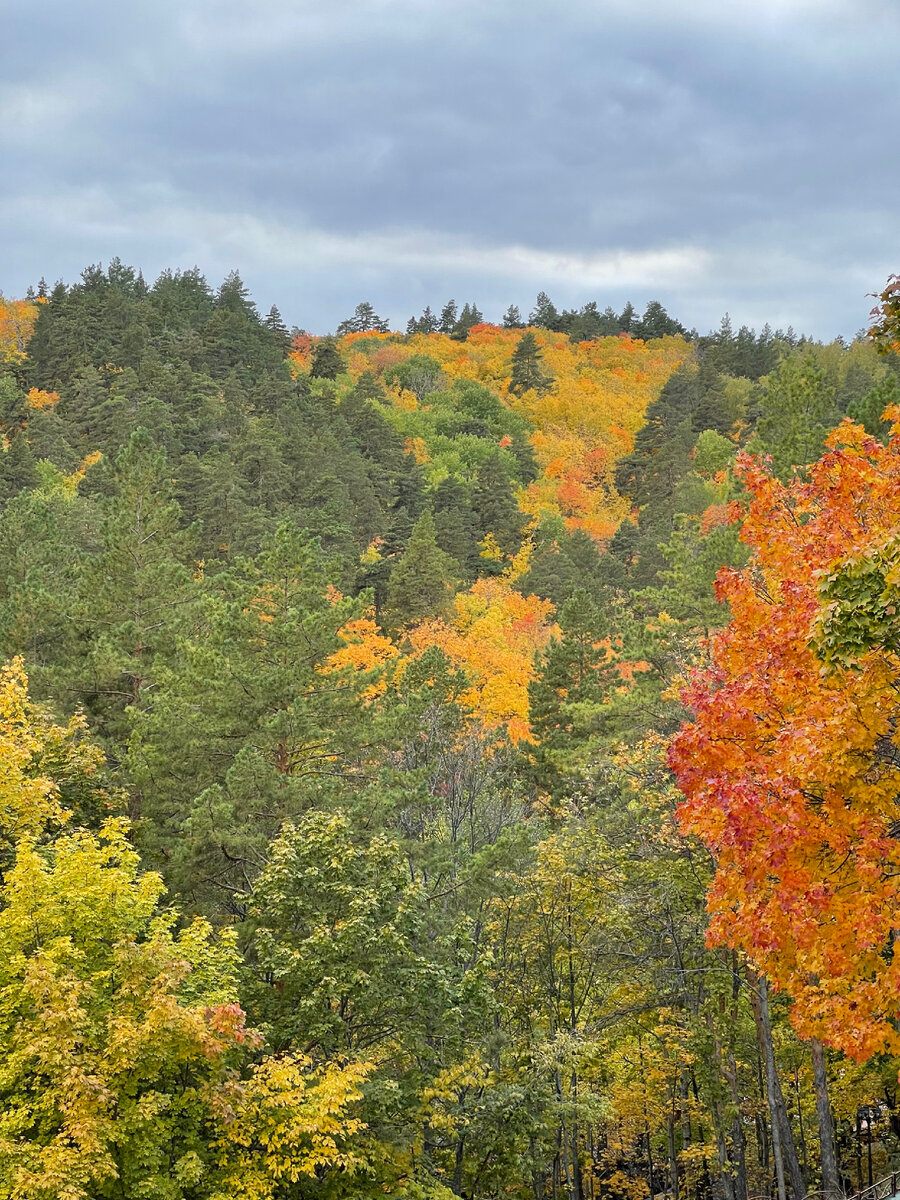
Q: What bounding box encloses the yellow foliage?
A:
[0,662,374,1200]
[420,1054,491,1135]
[0,295,39,365]
[0,658,106,849]
[406,574,557,742]
[209,1055,372,1197]
[514,334,688,537]
[477,531,504,561]
[360,537,384,565]
[321,611,400,700]
[46,450,104,499]
[505,537,535,583]
[25,387,59,411]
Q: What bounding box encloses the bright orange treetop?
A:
[669,412,900,1060]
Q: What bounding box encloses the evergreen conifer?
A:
[439,300,458,334]
[509,331,552,397]
[383,510,456,631]
[310,337,344,379]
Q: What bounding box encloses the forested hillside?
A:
[0,262,898,1200]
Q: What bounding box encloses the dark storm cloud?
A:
[2,0,899,335]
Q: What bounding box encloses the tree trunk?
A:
[571,1119,584,1200]
[452,1133,466,1196]
[722,1045,749,1200]
[647,1129,655,1200]
[727,954,750,1200]
[680,1069,692,1154]
[811,1039,842,1200]
[667,1109,680,1200]
[749,971,807,1200]
[731,1105,750,1200]
[855,1109,862,1193]
[756,1042,771,1184]
[707,969,750,1200]
[691,1069,714,1200]
[710,1093,737,1200]
[570,1066,584,1200]
[796,1070,809,1180]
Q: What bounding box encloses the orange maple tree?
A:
[669,412,900,1059]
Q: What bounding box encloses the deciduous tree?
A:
[670,413,900,1059]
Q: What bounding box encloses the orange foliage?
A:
[0,296,39,365]
[288,332,314,369]
[698,503,731,535]
[366,342,407,375]
[404,435,430,463]
[616,658,651,686]
[670,415,900,1060]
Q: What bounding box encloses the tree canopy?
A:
[0,261,899,1198]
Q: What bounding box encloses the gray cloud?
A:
[2,0,899,336]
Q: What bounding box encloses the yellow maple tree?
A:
[0,295,40,366]
[405,561,557,743]
[25,387,59,411]
[0,657,105,850]
[320,610,400,701]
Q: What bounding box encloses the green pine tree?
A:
[309,336,344,379]
[264,304,291,354]
[528,588,620,788]
[383,510,456,631]
[439,300,458,335]
[529,292,560,330]
[471,452,526,560]
[432,476,481,580]
[0,433,39,501]
[509,331,552,397]
[753,354,839,479]
[451,302,483,341]
[71,428,199,744]
[847,371,899,441]
[128,521,366,909]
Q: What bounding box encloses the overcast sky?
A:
[2,0,898,337]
